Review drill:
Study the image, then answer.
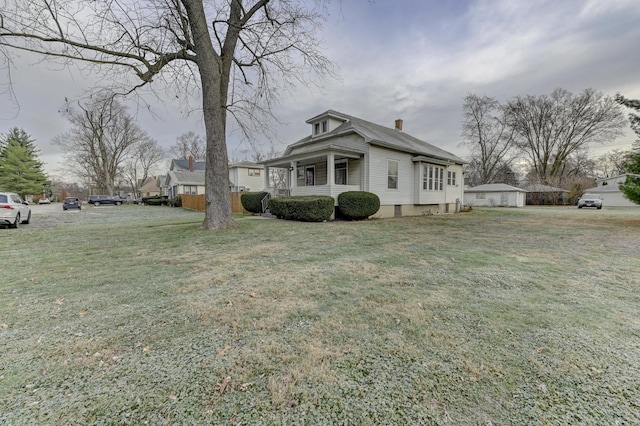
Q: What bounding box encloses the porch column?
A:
[327,153,335,186]
[289,162,296,189]
[264,166,270,194]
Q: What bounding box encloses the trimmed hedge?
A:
[337,191,380,220]
[268,196,334,222]
[142,195,164,206]
[241,192,270,214]
[142,195,172,206]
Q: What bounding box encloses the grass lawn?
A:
[1,205,639,424]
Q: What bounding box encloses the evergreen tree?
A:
[619,142,640,204]
[616,95,640,204]
[0,128,48,197]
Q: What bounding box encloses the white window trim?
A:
[387,160,399,190]
[423,164,445,191]
[335,160,348,185]
[448,170,457,186]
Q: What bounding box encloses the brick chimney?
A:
[188,155,194,172]
[395,119,403,131]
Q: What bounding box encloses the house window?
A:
[448,171,457,186]
[305,166,315,186]
[183,185,198,195]
[335,161,347,185]
[248,168,261,177]
[423,165,444,191]
[476,193,485,199]
[314,120,328,135]
[387,160,398,189]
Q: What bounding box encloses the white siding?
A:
[368,145,414,205]
[414,163,464,205]
[235,168,265,191]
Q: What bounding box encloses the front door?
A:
[305,166,315,186]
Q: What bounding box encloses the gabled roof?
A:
[283,110,465,164]
[229,161,264,169]
[465,183,527,192]
[597,173,633,183]
[139,176,160,192]
[167,170,205,186]
[170,158,206,171]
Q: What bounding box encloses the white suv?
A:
[0,192,31,228]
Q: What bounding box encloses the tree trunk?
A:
[201,90,235,230]
[183,0,235,230]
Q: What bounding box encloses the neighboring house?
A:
[165,170,205,198]
[156,175,169,197]
[229,161,265,192]
[164,156,206,198]
[523,184,569,205]
[261,110,466,218]
[586,174,639,207]
[163,156,265,198]
[464,183,527,207]
[138,176,161,197]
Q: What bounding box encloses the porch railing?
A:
[260,192,271,214]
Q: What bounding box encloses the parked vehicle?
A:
[577,193,603,209]
[0,192,31,228]
[63,197,82,210]
[38,198,51,204]
[88,195,123,206]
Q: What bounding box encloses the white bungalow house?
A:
[464,183,527,207]
[586,174,639,207]
[261,110,466,218]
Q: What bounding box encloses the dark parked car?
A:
[88,195,123,206]
[63,197,82,210]
[577,193,603,209]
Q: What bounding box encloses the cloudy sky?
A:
[1,0,639,179]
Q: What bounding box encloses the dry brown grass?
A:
[2,205,640,424]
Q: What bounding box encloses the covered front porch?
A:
[263,148,366,203]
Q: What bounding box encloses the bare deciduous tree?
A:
[123,137,166,197]
[0,0,335,230]
[54,96,149,195]
[461,93,516,185]
[596,148,631,177]
[506,88,626,185]
[170,131,205,160]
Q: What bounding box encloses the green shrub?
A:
[241,192,270,213]
[171,196,182,208]
[337,191,380,220]
[142,196,163,206]
[268,196,334,222]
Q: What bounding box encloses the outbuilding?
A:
[464,183,527,208]
[585,174,639,207]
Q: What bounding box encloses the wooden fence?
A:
[180,193,248,214]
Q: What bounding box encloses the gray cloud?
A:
[1,0,638,177]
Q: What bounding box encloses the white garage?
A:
[586,174,639,207]
[464,183,527,208]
